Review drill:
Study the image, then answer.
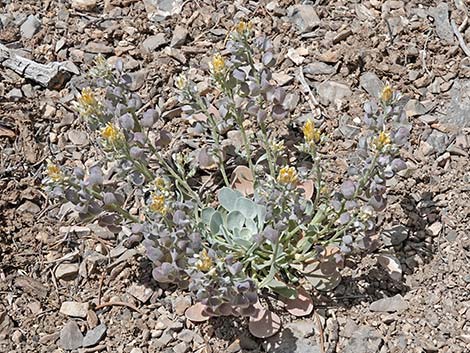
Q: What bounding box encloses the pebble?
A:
[264,320,320,353]
[17,200,41,214]
[177,329,194,343]
[127,283,153,303]
[343,325,383,353]
[429,3,454,43]
[317,81,352,106]
[130,349,143,353]
[20,15,41,39]
[6,88,23,100]
[82,324,107,347]
[55,263,79,281]
[171,25,188,47]
[142,34,167,52]
[72,0,97,10]
[428,222,443,236]
[172,342,188,353]
[11,330,23,344]
[58,320,83,351]
[68,130,89,146]
[288,4,320,33]
[303,62,336,76]
[60,301,89,318]
[59,226,91,237]
[360,72,383,98]
[226,339,241,353]
[369,294,408,312]
[85,42,114,54]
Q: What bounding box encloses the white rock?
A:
[72,0,97,10]
[55,264,79,281]
[60,301,89,318]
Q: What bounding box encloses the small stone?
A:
[127,284,153,303]
[317,50,339,63]
[171,25,188,47]
[436,152,450,167]
[317,81,352,107]
[332,29,352,44]
[429,3,454,43]
[17,201,40,214]
[405,99,434,117]
[20,15,41,39]
[428,222,443,236]
[426,130,449,155]
[72,0,97,10]
[177,329,194,343]
[272,72,294,86]
[287,47,307,65]
[44,105,56,119]
[360,72,384,99]
[130,349,143,353]
[85,42,114,54]
[154,333,173,348]
[87,310,99,328]
[142,34,167,52]
[303,62,336,76]
[288,5,320,33]
[55,264,79,281]
[343,326,382,353]
[6,88,23,100]
[68,130,89,146]
[82,324,106,347]
[39,332,60,345]
[59,226,91,237]
[11,330,23,344]
[58,320,83,351]
[173,295,191,315]
[369,294,408,312]
[226,339,242,353]
[173,342,188,353]
[60,301,89,318]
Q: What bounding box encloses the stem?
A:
[311,146,322,211]
[207,115,230,187]
[260,122,276,178]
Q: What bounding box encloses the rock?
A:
[72,0,97,10]
[11,330,23,344]
[20,15,41,39]
[17,200,40,214]
[428,222,443,236]
[173,295,191,315]
[177,329,194,343]
[60,302,89,318]
[85,42,113,54]
[343,326,382,353]
[429,3,454,43]
[360,72,384,99]
[59,226,91,237]
[272,72,294,86]
[405,99,435,117]
[226,339,242,353]
[171,25,188,47]
[376,254,402,281]
[55,264,79,281]
[333,29,352,44]
[82,324,106,347]
[369,294,408,312]
[130,349,143,353]
[426,130,449,155]
[303,62,336,76]
[288,5,320,33]
[68,130,89,146]
[286,47,308,65]
[58,320,83,350]
[144,0,184,20]
[382,225,408,246]
[173,342,188,353]
[264,320,320,353]
[6,88,23,100]
[127,284,153,303]
[142,34,167,52]
[317,81,352,106]
[443,79,470,127]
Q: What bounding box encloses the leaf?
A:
[245,218,257,235]
[231,166,254,196]
[266,278,297,299]
[282,287,314,317]
[201,207,216,224]
[297,179,315,200]
[185,303,210,323]
[249,308,281,338]
[218,187,242,211]
[235,198,257,219]
[227,211,245,232]
[210,211,224,234]
[256,205,267,230]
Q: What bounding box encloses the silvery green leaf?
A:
[256,205,267,230]
[267,279,297,299]
[240,228,252,240]
[201,207,216,224]
[233,236,251,249]
[235,198,256,219]
[245,218,257,235]
[210,211,224,234]
[219,187,242,211]
[227,210,245,231]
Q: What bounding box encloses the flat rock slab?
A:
[370,294,408,312]
[60,301,89,318]
[343,325,383,353]
[59,320,83,350]
[442,79,470,128]
[83,324,107,347]
[264,320,321,353]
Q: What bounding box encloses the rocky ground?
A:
[1,0,469,352]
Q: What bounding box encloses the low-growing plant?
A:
[45,22,410,337]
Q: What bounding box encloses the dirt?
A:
[0,0,469,353]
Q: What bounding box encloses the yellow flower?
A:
[175,74,187,90]
[154,177,166,190]
[195,249,213,272]
[278,166,298,185]
[235,20,253,34]
[101,123,121,143]
[47,164,62,182]
[149,194,167,214]
[78,88,98,107]
[302,120,321,144]
[381,85,393,103]
[212,53,225,74]
[373,131,391,150]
